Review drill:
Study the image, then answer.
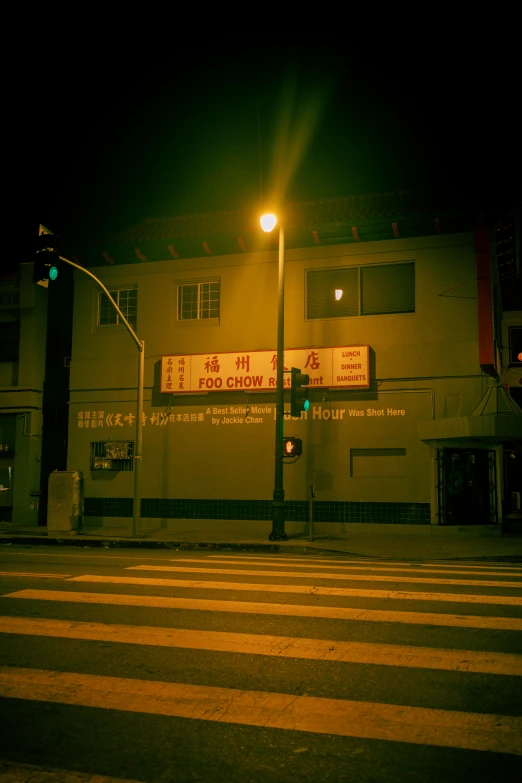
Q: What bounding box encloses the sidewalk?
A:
[1,520,521,561]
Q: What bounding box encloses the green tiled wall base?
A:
[84,498,431,525]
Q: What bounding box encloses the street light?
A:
[260,212,287,541]
[57,255,145,538]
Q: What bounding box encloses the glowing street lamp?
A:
[260,213,278,233]
[260,212,287,541]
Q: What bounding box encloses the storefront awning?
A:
[417,385,522,443]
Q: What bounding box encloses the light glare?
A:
[335,289,343,301]
[260,213,277,233]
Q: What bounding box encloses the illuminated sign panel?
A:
[283,437,302,456]
[160,345,370,394]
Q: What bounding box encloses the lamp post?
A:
[260,213,287,541]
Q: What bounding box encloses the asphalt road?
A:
[0,545,521,782]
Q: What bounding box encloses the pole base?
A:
[269,530,288,541]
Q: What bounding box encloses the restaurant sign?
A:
[161,345,370,394]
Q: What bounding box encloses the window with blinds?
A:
[307,262,414,319]
[361,263,415,315]
[307,268,358,319]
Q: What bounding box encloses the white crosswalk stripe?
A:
[125,563,522,588]
[206,555,522,578]
[1,614,521,675]
[8,589,522,630]
[1,553,521,760]
[66,574,522,605]
[1,666,521,756]
[202,555,522,576]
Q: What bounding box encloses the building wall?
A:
[68,232,486,525]
[0,264,48,524]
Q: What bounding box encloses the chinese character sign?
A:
[76,409,207,428]
[160,346,370,393]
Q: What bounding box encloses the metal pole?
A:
[58,256,144,538]
[270,223,287,541]
[309,485,315,542]
[132,340,144,537]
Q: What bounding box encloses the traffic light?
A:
[290,367,310,417]
[33,250,60,285]
[283,437,302,457]
[33,233,61,286]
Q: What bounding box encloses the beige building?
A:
[67,192,522,533]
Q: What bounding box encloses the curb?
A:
[0,535,521,562]
[0,537,282,552]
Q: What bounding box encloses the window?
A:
[509,326,521,366]
[98,288,137,329]
[0,321,20,361]
[178,280,220,321]
[307,262,414,319]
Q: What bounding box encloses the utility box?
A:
[47,471,83,535]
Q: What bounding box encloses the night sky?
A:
[5,38,520,275]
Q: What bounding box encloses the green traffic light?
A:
[49,266,58,281]
[290,367,311,417]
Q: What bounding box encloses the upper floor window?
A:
[178,280,220,321]
[307,262,415,319]
[509,326,521,366]
[98,287,137,330]
[0,321,20,361]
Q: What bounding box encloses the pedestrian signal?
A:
[283,437,302,457]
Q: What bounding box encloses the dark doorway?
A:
[0,460,13,522]
[439,448,496,525]
[503,447,522,513]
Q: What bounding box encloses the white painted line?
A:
[207,555,522,572]
[6,589,522,631]
[175,557,522,579]
[127,564,522,589]
[424,562,522,572]
[67,575,522,606]
[1,667,520,754]
[1,616,521,677]
[0,571,70,579]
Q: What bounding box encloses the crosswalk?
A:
[0,552,521,779]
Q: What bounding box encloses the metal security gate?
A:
[487,451,498,524]
[438,448,497,525]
